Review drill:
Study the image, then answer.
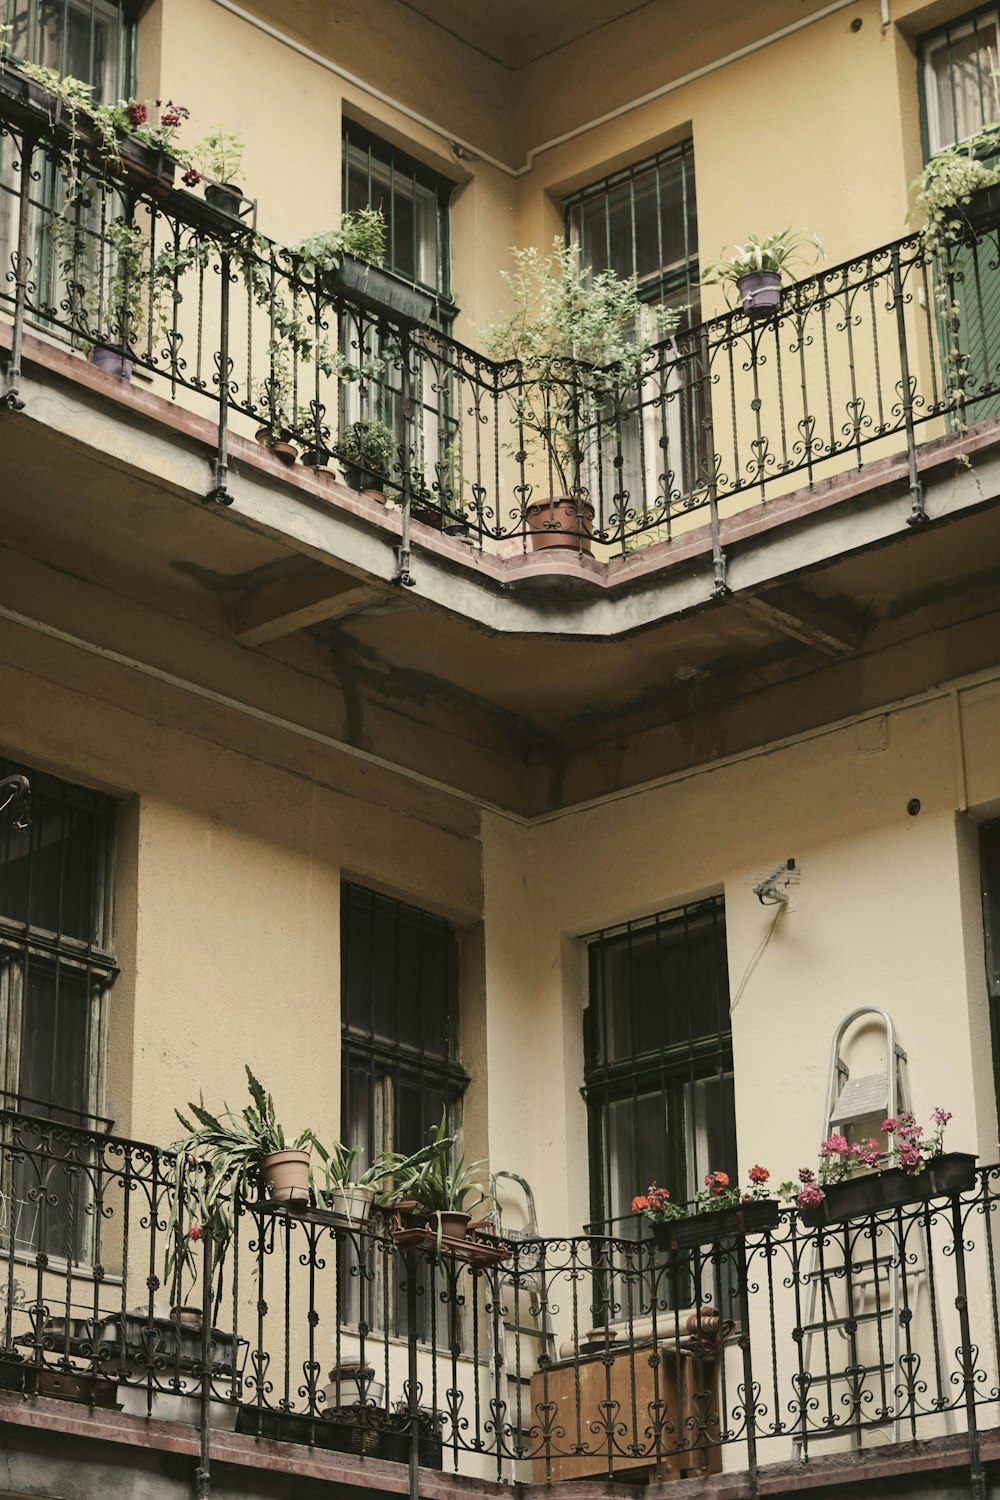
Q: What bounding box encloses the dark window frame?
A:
[918,2,1000,158]
[584,895,734,1236]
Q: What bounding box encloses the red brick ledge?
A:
[0,1389,996,1497]
[5,318,1000,598]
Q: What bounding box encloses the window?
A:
[922,5,1000,153]
[340,882,467,1334]
[343,120,453,303]
[565,142,705,515]
[0,758,116,1261]
[584,897,735,1237]
[979,820,1000,1121]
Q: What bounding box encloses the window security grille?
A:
[340,881,467,1336]
[921,4,1000,154]
[0,756,116,1262]
[584,896,735,1238]
[564,141,706,513]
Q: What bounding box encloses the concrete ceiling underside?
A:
[5,388,1000,816]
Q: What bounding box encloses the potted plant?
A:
[633,1165,779,1250]
[911,126,1000,253]
[253,347,299,464]
[385,1112,491,1248]
[702,230,823,319]
[172,1066,312,1207]
[337,417,396,495]
[311,1141,382,1224]
[784,1107,973,1227]
[480,240,677,551]
[290,208,434,327]
[90,97,191,188]
[190,128,246,217]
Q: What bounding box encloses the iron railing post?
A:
[890,243,925,526]
[2,127,37,412]
[395,326,416,587]
[405,1248,421,1500]
[950,1196,986,1500]
[206,247,233,505]
[196,1223,214,1499]
[736,1235,760,1499]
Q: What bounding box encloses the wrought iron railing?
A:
[0,71,997,576]
[0,1104,996,1496]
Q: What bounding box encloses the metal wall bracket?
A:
[394,545,416,588]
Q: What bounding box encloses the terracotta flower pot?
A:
[260,1148,311,1203]
[426,1209,473,1241]
[525,496,595,552]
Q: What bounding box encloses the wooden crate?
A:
[528,1340,721,1483]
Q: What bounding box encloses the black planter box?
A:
[652,1199,780,1250]
[116,132,176,188]
[235,1404,442,1467]
[926,1151,978,1197]
[327,255,435,327]
[0,1356,26,1393]
[963,183,1000,231]
[0,62,62,132]
[99,1312,240,1374]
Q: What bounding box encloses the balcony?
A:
[1,1105,997,1500]
[4,70,1000,819]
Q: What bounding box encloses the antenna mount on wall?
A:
[753,857,799,906]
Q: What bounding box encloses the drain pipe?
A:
[881,0,891,27]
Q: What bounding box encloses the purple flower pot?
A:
[89,343,134,380]
[737,269,782,319]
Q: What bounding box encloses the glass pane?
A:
[18,959,89,1120]
[2,0,124,98]
[926,17,1000,151]
[345,139,442,293]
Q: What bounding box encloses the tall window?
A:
[920,9,1000,428]
[979,820,1000,1121]
[584,897,735,1236]
[340,123,457,514]
[2,0,135,102]
[342,119,453,308]
[565,142,704,514]
[340,882,467,1332]
[922,5,1000,153]
[0,758,116,1260]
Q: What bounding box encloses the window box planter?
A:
[327,255,435,328]
[0,1355,27,1392]
[925,1151,978,1197]
[0,62,54,130]
[115,132,176,189]
[652,1199,780,1250]
[963,184,1000,230]
[798,1156,978,1228]
[25,1365,119,1407]
[99,1310,241,1375]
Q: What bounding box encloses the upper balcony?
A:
[3,59,1000,816]
[1,1104,997,1500]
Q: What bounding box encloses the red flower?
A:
[631,1195,650,1213]
[182,167,202,187]
[748,1164,769,1184]
[187,1222,203,1241]
[125,101,148,128]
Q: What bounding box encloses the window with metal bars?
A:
[564,142,706,512]
[0,1,137,352]
[340,122,459,519]
[978,820,1000,1126]
[584,896,735,1238]
[921,4,1000,154]
[0,757,117,1262]
[342,119,453,304]
[340,881,467,1336]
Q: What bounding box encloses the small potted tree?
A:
[189,128,246,218]
[702,230,823,319]
[481,240,677,551]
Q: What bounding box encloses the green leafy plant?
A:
[287,207,387,274]
[702,230,823,301]
[192,127,244,185]
[338,416,396,478]
[480,238,678,496]
[911,127,1000,255]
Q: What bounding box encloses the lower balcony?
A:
[0,1107,998,1500]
